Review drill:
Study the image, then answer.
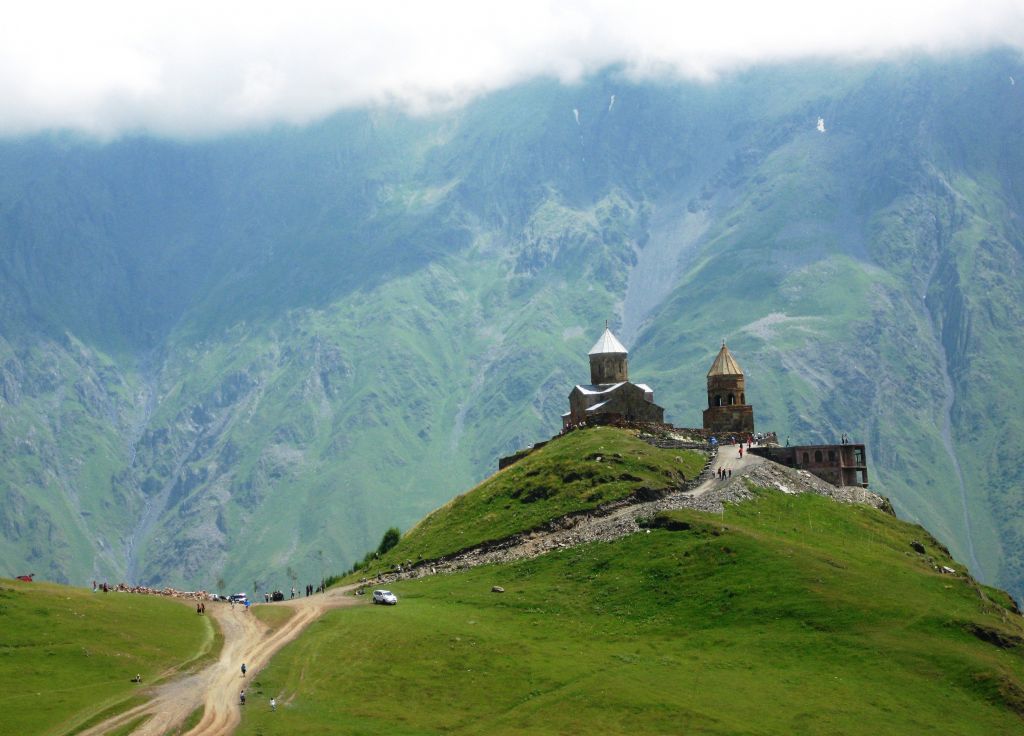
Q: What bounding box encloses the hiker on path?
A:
[270,697,277,711]
[241,663,247,677]
[240,690,246,705]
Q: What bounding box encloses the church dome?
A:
[707,342,744,377]
[588,328,628,356]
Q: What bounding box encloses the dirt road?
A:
[78,586,360,736]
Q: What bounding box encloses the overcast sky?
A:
[2,0,1023,138]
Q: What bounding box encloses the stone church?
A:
[702,342,755,434]
[562,327,665,429]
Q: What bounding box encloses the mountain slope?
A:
[0,50,1022,600]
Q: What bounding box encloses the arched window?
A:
[728,394,735,405]
[802,452,810,465]
[714,395,723,407]
[740,393,745,404]
[814,450,823,463]
[828,450,836,461]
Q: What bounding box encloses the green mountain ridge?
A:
[1,51,1022,601]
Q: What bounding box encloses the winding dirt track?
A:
[78,585,360,736]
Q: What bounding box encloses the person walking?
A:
[270,697,277,711]
[241,663,247,678]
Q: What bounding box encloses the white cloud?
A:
[1,0,1022,138]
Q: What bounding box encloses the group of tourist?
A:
[240,662,277,712]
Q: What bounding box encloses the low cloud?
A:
[2,0,1023,138]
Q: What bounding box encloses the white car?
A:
[372,589,398,605]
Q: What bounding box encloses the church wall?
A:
[590,385,664,424]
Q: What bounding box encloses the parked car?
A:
[229,593,248,603]
[372,589,398,605]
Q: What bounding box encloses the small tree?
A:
[377,527,401,555]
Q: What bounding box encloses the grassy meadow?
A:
[0,580,216,736]
[241,490,1024,735]
[356,426,706,574]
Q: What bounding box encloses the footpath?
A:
[372,441,886,583]
[78,588,358,736]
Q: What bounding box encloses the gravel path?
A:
[374,445,887,583]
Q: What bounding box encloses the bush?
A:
[377,527,401,555]
[346,526,402,575]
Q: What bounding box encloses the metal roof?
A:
[707,343,744,377]
[588,328,628,356]
[574,382,626,395]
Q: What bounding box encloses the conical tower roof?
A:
[588,327,628,356]
[707,342,744,377]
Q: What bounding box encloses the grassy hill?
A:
[356,426,706,571]
[0,580,216,736]
[235,437,1024,734]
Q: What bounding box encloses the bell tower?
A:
[702,342,755,434]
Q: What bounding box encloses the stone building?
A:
[750,443,870,487]
[701,342,755,435]
[562,327,665,429]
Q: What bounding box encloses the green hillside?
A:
[1,50,1023,604]
[0,580,215,736]
[359,426,705,569]
[239,493,1024,734]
